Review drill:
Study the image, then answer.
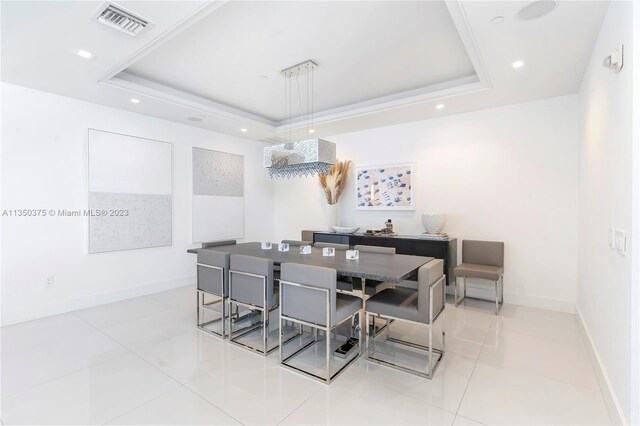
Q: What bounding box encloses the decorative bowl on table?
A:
[330,226,360,234]
[422,213,446,234]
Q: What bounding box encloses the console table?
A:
[313,232,457,285]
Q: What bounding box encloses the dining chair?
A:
[453,240,504,314]
[228,254,279,355]
[281,239,312,246]
[365,259,446,379]
[197,249,232,338]
[279,262,362,384]
[201,239,236,249]
[314,242,350,250]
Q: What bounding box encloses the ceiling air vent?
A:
[95,2,149,36]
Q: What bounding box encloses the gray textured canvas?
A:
[89,192,172,253]
[193,148,244,196]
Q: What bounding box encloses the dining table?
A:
[188,240,437,361]
[187,241,434,283]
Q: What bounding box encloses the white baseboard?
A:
[576,305,627,425]
[1,276,196,326]
[446,282,575,313]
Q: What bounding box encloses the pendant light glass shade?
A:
[264,139,336,179]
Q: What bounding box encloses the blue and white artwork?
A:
[356,163,414,210]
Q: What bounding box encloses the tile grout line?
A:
[451,305,496,422]
[69,310,192,422]
[479,312,609,394]
[101,385,179,425]
[1,317,138,401]
[276,385,323,425]
[70,310,187,386]
[182,383,246,425]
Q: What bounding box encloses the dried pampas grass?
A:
[319,159,351,205]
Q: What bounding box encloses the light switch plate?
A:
[609,227,616,249]
[615,229,627,255]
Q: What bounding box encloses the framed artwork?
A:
[87,129,172,253]
[355,163,415,210]
[191,147,244,242]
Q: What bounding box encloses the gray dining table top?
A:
[187,242,433,282]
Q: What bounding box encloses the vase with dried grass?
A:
[319,159,351,229]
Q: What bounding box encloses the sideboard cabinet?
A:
[313,232,457,285]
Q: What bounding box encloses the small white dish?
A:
[330,226,360,234]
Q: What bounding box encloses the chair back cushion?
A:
[314,242,349,250]
[281,240,312,246]
[202,240,236,248]
[353,244,396,254]
[281,263,336,327]
[417,259,444,324]
[301,230,315,243]
[197,250,230,296]
[230,254,275,308]
[462,240,504,267]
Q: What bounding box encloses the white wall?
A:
[577,1,636,424]
[0,82,275,325]
[275,95,580,313]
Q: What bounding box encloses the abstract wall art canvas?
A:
[192,147,244,242]
[87,129,172,253]
[356,163,415,210]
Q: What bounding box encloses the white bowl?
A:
[422,213,446,234]
[330,226,360,234]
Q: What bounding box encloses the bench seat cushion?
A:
[454,263,503,281]
[366,288,418,323]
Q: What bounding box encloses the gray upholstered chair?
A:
[228,254,279,355]
[365,259,446,379]
[313,242,350,250]
[454,240,504,314]
[301,230,315,243]
[202,239,236,249]
[281,239,312,246]
[197,249,232,338]
[279,262,362,384]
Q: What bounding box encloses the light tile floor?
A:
[0,285,612,425]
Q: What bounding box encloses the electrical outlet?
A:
[46,275,54,287]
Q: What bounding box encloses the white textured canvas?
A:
[88,129,172,194]
[87,129,172,253]
[192,195,244,242]
[88,192,172,253]
[192,148,244,196]
[191,147,244,243]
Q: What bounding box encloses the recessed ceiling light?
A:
[130,98,140,104]
[436,104,445,110]
[512,60,525,69]
[187,116,202,122]
[74,49,93,59]
[518,0,556,21]
[240,128,248,133]
[308,129,315,134]
[491,16,505,24]
[260,75,269,80]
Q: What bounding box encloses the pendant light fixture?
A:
[264,60,336,179]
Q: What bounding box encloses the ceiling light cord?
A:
[296,73,303,140]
